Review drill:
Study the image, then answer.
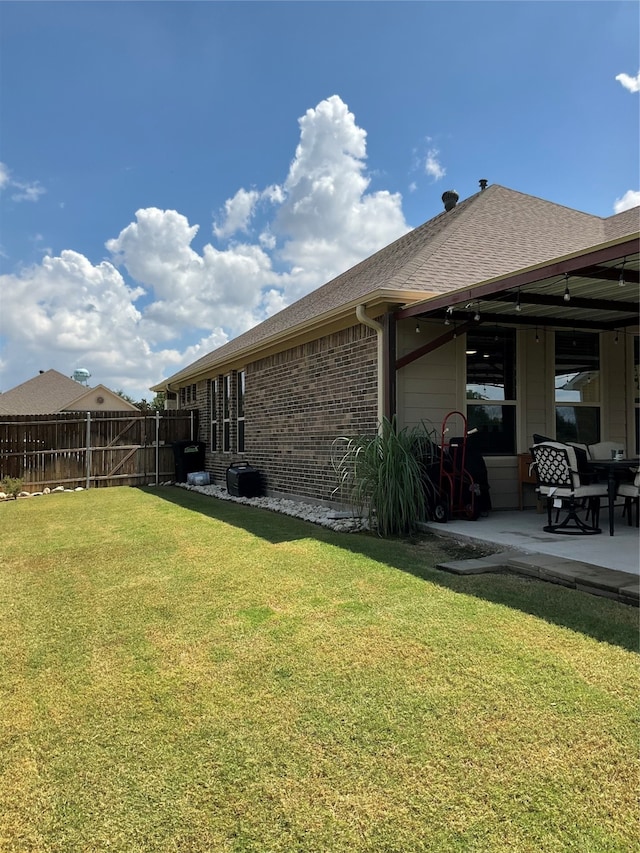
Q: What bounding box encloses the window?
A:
[237,371,245,453]
[180,384,196,406]
[210,378,218,451]
[555,331,600,445]
[223,374,231,452]
[466,328,516,454]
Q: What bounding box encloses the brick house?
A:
[151,183,639,509]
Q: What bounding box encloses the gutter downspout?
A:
[356,304,384,431]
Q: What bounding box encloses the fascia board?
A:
[151,288,429,391]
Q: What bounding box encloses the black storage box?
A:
[226,462,262,498]
[172,440,206,483]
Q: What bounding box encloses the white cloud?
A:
[0,95,411,399]
[11,181,46,203]
[0,162,46,202]
[613,189,640,213]
[425,147,446,181]
[615,71,640,93]
[272,95,409,298]
[213,188,261,239]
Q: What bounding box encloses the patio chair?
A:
[618,470,639,527]
[587,441,625,461]
[530,442,608,535]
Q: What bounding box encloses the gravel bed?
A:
[173,482,368,533]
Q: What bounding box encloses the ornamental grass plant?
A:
[332,416,440,536]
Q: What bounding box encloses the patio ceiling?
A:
[395,237,639,333]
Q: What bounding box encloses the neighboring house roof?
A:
[0,369,139,415]
[152,184,639,390]
[62,384,140,413]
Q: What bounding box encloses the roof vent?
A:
[479,178,488,191]
[442,190,459,212]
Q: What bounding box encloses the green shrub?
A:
[0,476,24,499]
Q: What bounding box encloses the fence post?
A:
[155,410,160,486]
[85,412,91,489]
[190,410,194,441]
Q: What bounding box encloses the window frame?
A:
[222,374,231,452]
[554,330,601,445]
[210,378,218,452]
[237,370,245,454]
[465,327,517,455]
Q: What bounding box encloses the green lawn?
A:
[1,487,638,853]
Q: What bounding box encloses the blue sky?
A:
[1,1,638,400]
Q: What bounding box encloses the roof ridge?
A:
[386,188,488,288]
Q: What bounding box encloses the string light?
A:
[615,329,619,344]
[415,321,421,334]
[515,290,522,312]
[563,274,571,303]
[473,308,481,322]
[535,326,540,344]
[444,306,453,326]
[619,258,626,287]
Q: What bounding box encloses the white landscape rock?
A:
[174,482,367,533]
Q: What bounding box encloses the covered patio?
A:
[392,234,639,515]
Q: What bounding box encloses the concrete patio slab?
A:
[423,510,639,605]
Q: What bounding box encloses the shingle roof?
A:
[154,184,636,389]
[0,369,96,414]
[604,206,640,241]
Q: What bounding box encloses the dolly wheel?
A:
[434,503,448,523]
[465,502,481,521]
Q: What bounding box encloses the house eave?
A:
[150,288,429,392]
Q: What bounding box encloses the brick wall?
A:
[201,323,378,502]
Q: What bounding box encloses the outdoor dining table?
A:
[586,458,639,536]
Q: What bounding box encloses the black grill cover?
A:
[226,462,262,498]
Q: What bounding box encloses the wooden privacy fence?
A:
[0,410,199,490]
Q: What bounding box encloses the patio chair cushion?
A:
[538,484,607,498]
[533,433,553,445]
[567,442,591,474]
[617,470,640,497]
[588,441,625,460]
[531,437,590,476]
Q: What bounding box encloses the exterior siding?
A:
[396,320,460,435]
[202,324,378,503]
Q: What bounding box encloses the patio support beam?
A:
[395,321,473,370]
[464,313,632,330]
[382,312,396,420]
[481,292,639,313]
[576,266,639,285]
